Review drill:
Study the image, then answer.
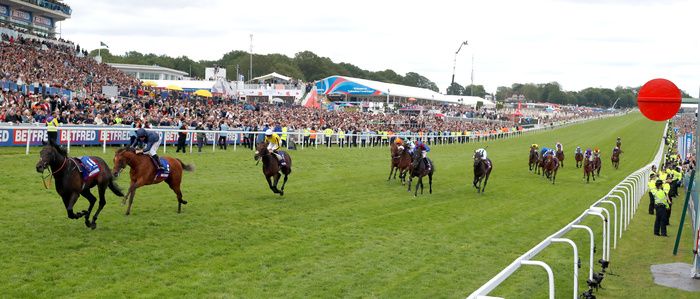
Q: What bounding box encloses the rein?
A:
[41,157,68,189]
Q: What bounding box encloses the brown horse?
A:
[555,144,565,168]
[593,152,602,176]
[36,140,124,229]
[112,148,194,215]
[583,156,596,183]
[473,151,493,193]
[611,147,622,169]
[543,155,559,184]
[254,142,292,196]
[389,143,412,183]
[528,147,539,171]
[575,152,584,168]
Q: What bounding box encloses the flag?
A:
[100,41,109,48]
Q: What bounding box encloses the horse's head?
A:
[36,141,65,173]
[254,142,268,161]
[113,147,134,177]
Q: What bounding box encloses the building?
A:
[0,0,71,38]
[108,63,189,81]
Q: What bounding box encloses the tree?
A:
[463,84,486,97]
[446,82,465,95]
[404,72,439,92]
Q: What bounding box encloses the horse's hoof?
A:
[90,222,97,230]
[181,200,188,205]
[280,191,284,196]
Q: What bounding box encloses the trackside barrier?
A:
[1,112,627,155]
[467,122,667,299]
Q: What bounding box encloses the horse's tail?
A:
[177,159,195,172]
[108,178,125,197]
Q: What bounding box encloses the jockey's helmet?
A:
[136,128,147,138]
[265,129,273,136]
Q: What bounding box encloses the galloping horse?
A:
[611,147,622,169]
[583,156,596,183]
[36,140,124,229]
[575,151,584,168]
[593,152,602,176]
[543,155,559,184]
[113,148,194,215]
[555,144,565,168]
[528,146,539,171]
[389,143,412,183]
[254,142,292,196]
[407,152,433,196]
[473,150,493,193]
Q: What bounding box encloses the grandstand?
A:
[0,0,71,38]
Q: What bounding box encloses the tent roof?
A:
[316,75,495,107]
[150,80,215,90]
[252,72,292,82]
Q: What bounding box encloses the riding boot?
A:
[276,153,287,166]
[152,154,164,170]
[424,158,430,170]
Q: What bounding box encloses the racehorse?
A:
[556,149,565,168]
[36,140,124,229]
[575,152,584,168]
[113,148,194,215]
[583,157,596,183]
[389,143,412,183]
[593,152,602,176]
[407,152,433,196]
[611,148,622,169]
[537,154,547,176]
[254,142,292,196]
[528,147,539,172]
[543,155,559,184]
[473,150,493,193]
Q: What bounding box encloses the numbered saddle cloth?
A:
[157,158,171,178]
[78,156,100,181]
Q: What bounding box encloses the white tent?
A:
[252,72,292,82]
[442,95,496,108]
[211,79,235,96]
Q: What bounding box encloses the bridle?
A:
[39,154,68,189]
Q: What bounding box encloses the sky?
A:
[60,0,700,97]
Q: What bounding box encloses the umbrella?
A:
[407,97,417,102]
[194,90,212,97]
[166,85,183,91]
[271,98,284,103]
[142,81,157,87]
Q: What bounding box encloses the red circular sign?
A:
[637,78,681,121]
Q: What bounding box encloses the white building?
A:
[108,63,188,81]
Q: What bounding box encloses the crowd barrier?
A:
[467,121,667,299]
[0,113,622,155]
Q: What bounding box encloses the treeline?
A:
[89,49,439,91]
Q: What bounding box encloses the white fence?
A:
[467,122,667,299]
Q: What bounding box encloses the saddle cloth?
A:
[78,156,100,181]
[157,158,171,178]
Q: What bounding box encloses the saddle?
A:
[150,157,171,178]
[77,156,100,182]
[276,151,287,167]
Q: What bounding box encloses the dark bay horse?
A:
[407,152,433,196]
[255,142,292,196]
[611,148,622,169]
[113,148,194,215]
[528,147,539,172]
[543,155,559,184]
[36,141,124,229]
[584,157,596,183]
[575,152,584,168]
[473,151,493,193]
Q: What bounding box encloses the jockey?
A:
[555,142,563,151]
[476,148,488,160]
[575,146,582,154]
[531,143,539,150]
[540,147,551,158]
[264,129,286,166]
[584,148,593,160]
[132,128,163,170]
[415,140,431,169]
[394,137,405,152]
[593,147,600,156]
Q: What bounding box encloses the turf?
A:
[0,112,690,298]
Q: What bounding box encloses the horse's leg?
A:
[91,185,107,229]
[265,175,278,194]
[272,173,282,193]
[387,165,394,181]
[552,170,556,184]
[407,175,413,192]
[414,176,420,197]
[63,193,82,219]
[279,173,289,196]
[79,189,98,228]
[167,178,185,213]
[419,176,424,195]
[126,181,141,216]
[482,173,489,193]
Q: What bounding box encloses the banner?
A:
[0,5,9,16]
[0,127,246,147]
[11,9,31,22]
[33,15,53,27]
[686,133,693,159]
